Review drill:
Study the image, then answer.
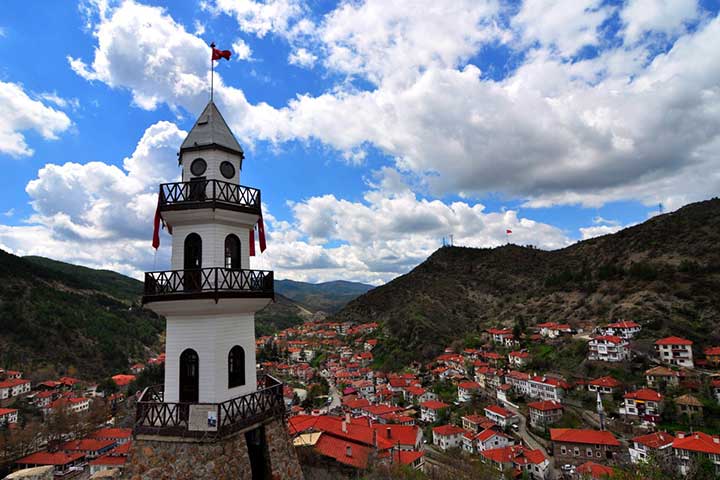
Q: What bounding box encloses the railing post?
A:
[212,179,216,202]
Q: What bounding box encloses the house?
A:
[588,376,622,395]
[508,351,530,368]
[629,431,674,464]
[432,425,466,451]
[505,370,531,396]
[481,445,549,479]
[312,434,372,470]
[483,405,519,429]
[15,452,86,476]
[550,428,621,466]
[420,400,449,423]
[388,450,424,471]
[47,396,91,415]
[528,375,569,401]
[587,336,630,362]
[111,374,136,388]
[705,347,720,368]
[712,378,720,404]
[487,328,514,344]
[655,337,694,368]
[645,366,680,390]
[89,428,133,445]
[620,389,663,421]
[673,431,720,476]
[576,461,615,479]
[527,401,564,429]
[403,386,434,404]
[0,378,31,400]
[32,390,59,408]
[461,414,497,434]
[0,369,23,380]
[599,321,641,339]
[0,407,18,425]
[372,424,423,450]
[536,322,572,339]
[457,381,481,403]
[60,439,117,459]
[675,394,703,419]
[463,428,513,454]
[130,363,145,374]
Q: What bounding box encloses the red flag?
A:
[249,228,256,257]
[258,216,267,253]
[506,229,512,234]
[211,43,231,61]
[152,199,161,249]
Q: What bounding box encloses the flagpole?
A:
[210,42,215,101]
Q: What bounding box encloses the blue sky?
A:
[1,0,718,284]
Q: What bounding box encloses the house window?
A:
[228,345,246,388]
[560,446,566,455]
[574,448,580,456]
[587,448,593,457]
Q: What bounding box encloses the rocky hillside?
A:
[333,198,720,370]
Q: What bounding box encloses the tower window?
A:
[228,345,245,388]
[190,158,207,176]
[225,234,241,269]
[220,161,236,179]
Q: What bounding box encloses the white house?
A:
[0,408,18,425]
[432,425,466,451]
[505,370,531,396]
[0,378,31,400]
[620,389,663,419]
[629,431,674,465]
[536,322,572,338]
[420,400,449,423]
[463,428,513,454]
[673,431,720,476]
[484,405,519,429]
[588,376,622,395]
[588,335,630,362]
[655,337,694,368]
[600,321,641,339]
[527,401,564,429]
[482,445,550,479]
[457,381,481,403]
[528,376,569,402]
[487,328,514,344]
[508,351,530,368]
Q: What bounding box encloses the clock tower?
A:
[126,101,303,480]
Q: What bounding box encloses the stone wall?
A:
[123,417,303,480]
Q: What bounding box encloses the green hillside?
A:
[275,279,373,313]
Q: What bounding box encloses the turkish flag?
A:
[212,47,231,61]
[258,217,267,253]
[152,200,161,249]
[506,229,512,234]
[249,228,256,257]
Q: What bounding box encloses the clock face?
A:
[220,161,236,179]
[190,158,207,177]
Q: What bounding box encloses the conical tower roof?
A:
[180,101,244,159]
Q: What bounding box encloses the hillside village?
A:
[3,313,720,478]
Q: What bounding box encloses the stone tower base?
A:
[123,417,303,480]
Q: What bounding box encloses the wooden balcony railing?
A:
[143,267,273,303]
[134,375,285,439]
[159,180,261,214]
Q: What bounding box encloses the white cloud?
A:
[209,0,304,38]
[70,0,720,215]
[513,0,613,57]
[39,92,80,110]
[3,209,14,217]
[288,47,316,68]
[621,0,699,43]
[0,81,72,157]
[579,224,623,240]
[231,38,252,60]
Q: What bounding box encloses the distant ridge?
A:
[275,279,374,313]
[333,198,720,371]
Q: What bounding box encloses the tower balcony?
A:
[143,267,273,304]
[159,179,261,215]
[134,374,285,440]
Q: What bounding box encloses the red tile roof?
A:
[655,336,693,345]
[314,435,371,469]
[606,321,639,329]
[485,405,514,418]
[432,425,466,436]
[592,335,625,344]
[589,376,622,388]
[0,378,30,388]
[577,461,615,478]
[705,347,720,356]
[673,432,720,455]
[624,388,663,402]
[527,400,564,412]
[111,374,136,386]
[16,451,85,466]
[60,439,116,453]
[458,381,480,390]
[421,400,449,410]
[632,432,674,449]
[0,408,18,416]
[481,445,546,466]
[404,386,426,396]
[550,429,620,446]
[392,450,424,466]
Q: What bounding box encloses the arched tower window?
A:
[225,234,241,269]
[179,349,199,403]
[184,233,202,291]
[228,345,246,388]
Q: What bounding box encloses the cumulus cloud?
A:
[231,38,252,60]
[288,48,316,68]
[208,0,305,38]
[621,0,699,43]
[0,121,184,277]
[0,81,73,157]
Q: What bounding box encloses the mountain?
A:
[0,250,164,380]
[274,279,374,313]
[333,198,720,371]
